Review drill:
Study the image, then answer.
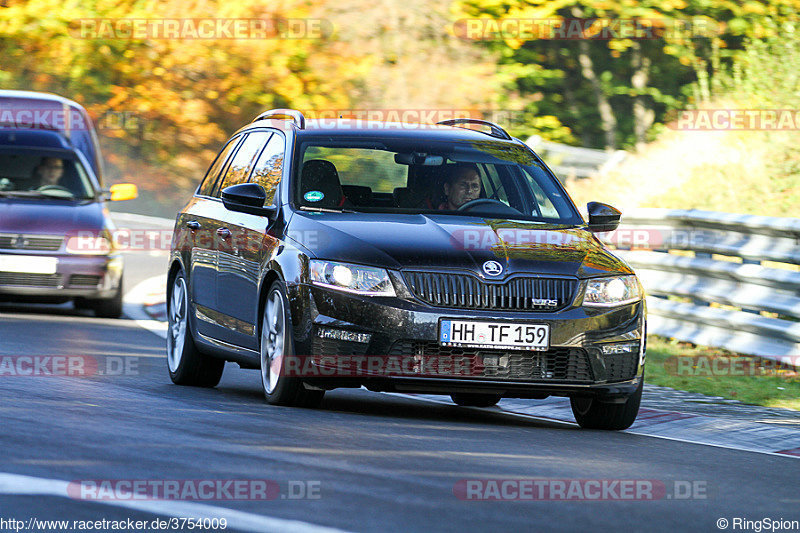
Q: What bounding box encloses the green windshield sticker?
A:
[304,190,325,202]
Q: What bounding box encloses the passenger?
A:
[438,163,482,210]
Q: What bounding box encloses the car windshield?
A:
[0,153,95,199]
[294,137,583,224]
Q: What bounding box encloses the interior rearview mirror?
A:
[394,153,444,166]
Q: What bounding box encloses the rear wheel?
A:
[450,393,501,408]
[167,271,224,387]
[570,379,643,430]
[260,280,324,407]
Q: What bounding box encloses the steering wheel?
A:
[457,198,510,211]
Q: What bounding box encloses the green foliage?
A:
[654,20,800,216]
[645,336,800,411]
[453,0,798,149]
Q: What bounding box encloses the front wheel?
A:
[91,279,124,319]
[167,271,224,387]
[260,280,324,408]
[570,379,643,430]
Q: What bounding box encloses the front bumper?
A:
[0,253,123,299]
[287,282,646,399]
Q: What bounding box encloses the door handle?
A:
[216,227,231,239]
[185,220,201,230]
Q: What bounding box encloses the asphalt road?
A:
[0,215,798,532]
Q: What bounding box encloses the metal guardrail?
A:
[526,135,627,180]
[599,208,800,364]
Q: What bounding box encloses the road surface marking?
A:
[0,472,350,533]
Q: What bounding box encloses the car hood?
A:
[0,198,107,234]
[288,212,632,279]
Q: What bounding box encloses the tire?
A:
[450,393,502,407]
[260,280,324,408]
[73,298,93,310]
[88,279,124,318]
[570,379,643,430]
[167,271,224,387]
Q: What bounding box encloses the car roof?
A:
[236,118,523,143]
[0,129,75,150]
[0,90,105,183]
[0,89,87,110]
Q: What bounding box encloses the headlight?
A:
[582,275,642,307]
[66,235,112,255]
[309,260,396,296]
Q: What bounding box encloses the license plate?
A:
[0,255,58,274]
[440,320,550,351]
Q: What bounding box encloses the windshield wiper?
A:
[299,206,358,213]
[0,190,77,200]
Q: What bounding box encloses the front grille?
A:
[387,340,593,382]
[604,352,639,382]
[0,234,63,251]
[0,273,62,287]
[403,271,577,311]
[69,274,102,287]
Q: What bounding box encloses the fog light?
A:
[601,342,639,355]
[317,327,371,344]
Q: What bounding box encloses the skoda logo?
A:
[482,260,503,277]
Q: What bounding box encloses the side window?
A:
[480,164,509,203]
[522,167,562,218]
[197,135,243,197]
[212,131,272,198]
[249,133,285,206]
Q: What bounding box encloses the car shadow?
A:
[0,300,93,318]
[211,372,573,430]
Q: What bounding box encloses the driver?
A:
[30,157,64,189]
[438,163,482,210]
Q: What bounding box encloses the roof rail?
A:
[436,118,512,140]
[252,109,306,129]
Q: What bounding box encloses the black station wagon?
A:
[167,109,646,430]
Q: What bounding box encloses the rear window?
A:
[302,146,407,193]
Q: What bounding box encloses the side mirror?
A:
[222,183,276,217]
[108,183,138,201]
[586,201,621,233]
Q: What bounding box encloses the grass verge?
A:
[645,335,800,411]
